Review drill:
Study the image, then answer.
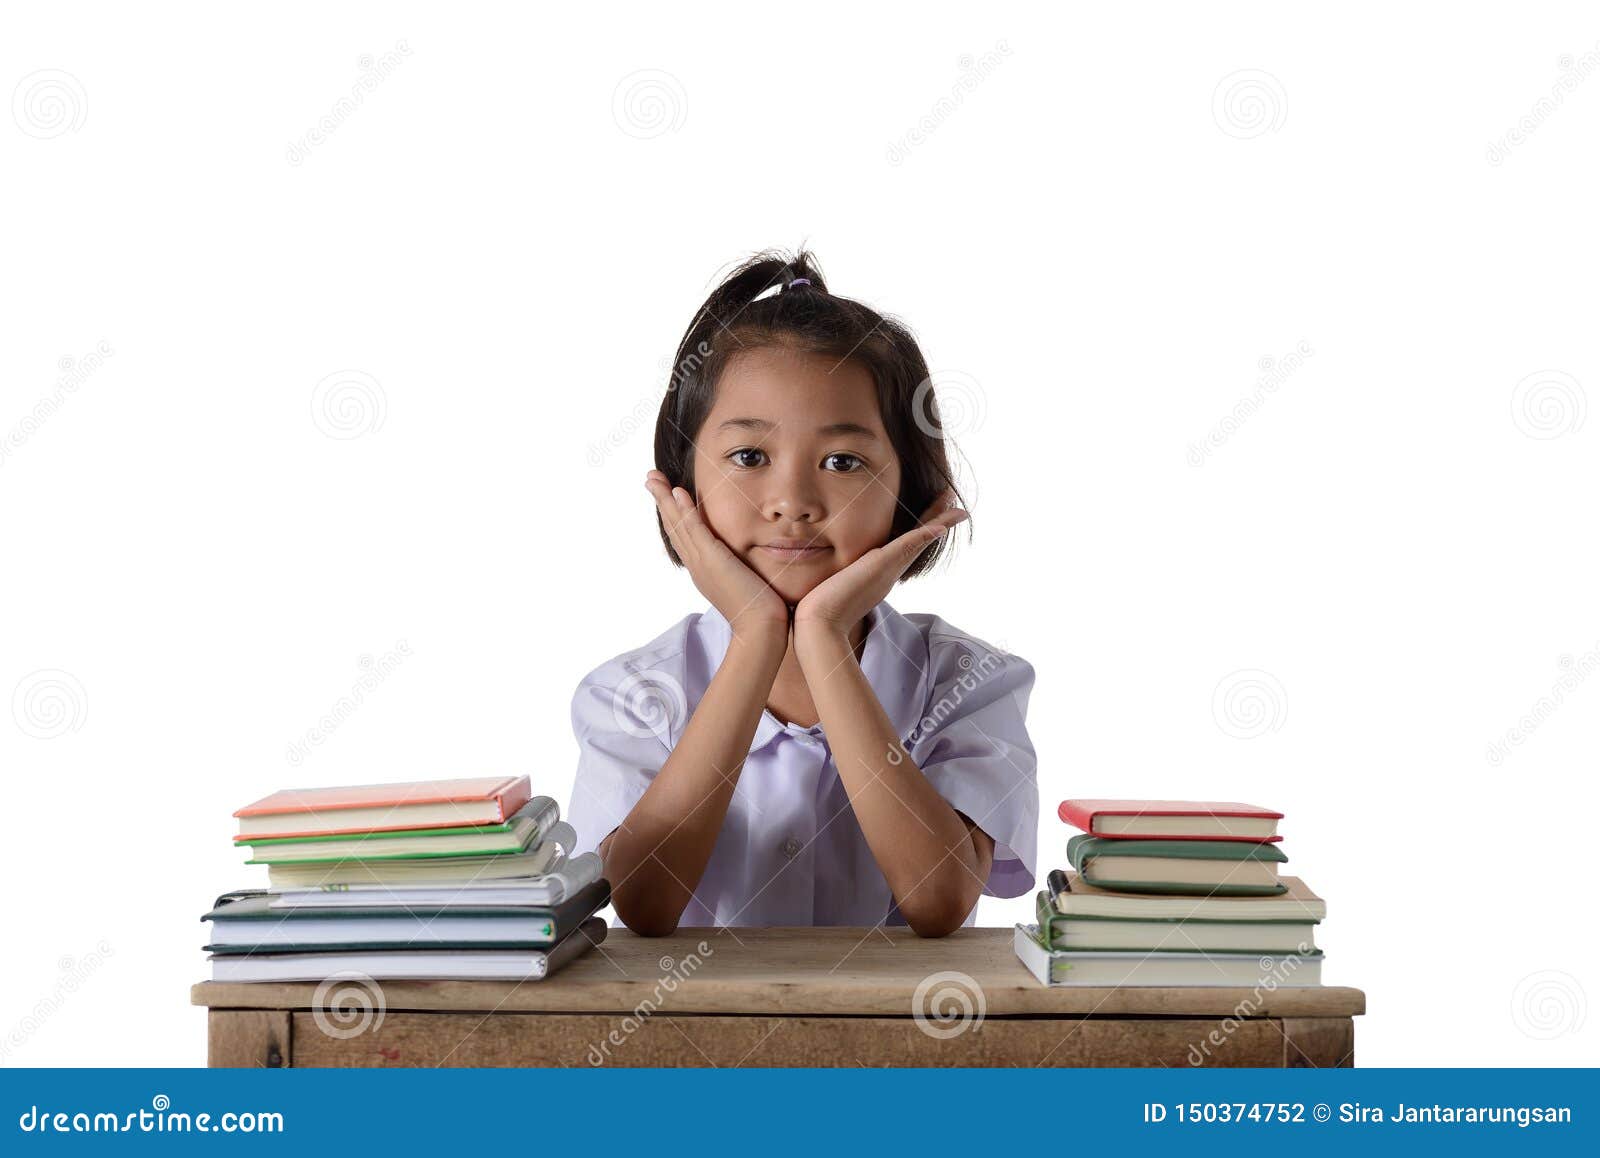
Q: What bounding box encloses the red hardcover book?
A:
[1057,798,1283,842]
[234,775,533,841]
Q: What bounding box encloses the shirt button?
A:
[781,836,802,858]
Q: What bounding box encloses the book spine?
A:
[1046,868,1072,905]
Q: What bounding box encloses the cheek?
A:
[694,478,754,542]
[697,498,737,543]
[830,477,901,555]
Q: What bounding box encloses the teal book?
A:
[200,879,610,953]
[1066,833,1288,895]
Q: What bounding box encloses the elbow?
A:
[601,837,684,936]
[906,911,966,938]
[900,896,972,939]
[899,875,982,938]
[625,915,680,938]
[611,893,682,938]
[898,821,992,937]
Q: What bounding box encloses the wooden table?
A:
[192,926,1364,1067]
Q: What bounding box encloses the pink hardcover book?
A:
[233,775,533,841]
[1057,798,1283,842]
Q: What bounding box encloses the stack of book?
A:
[201,775,610,982]
[1014,799,1327,986]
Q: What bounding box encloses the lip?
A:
[758,541,830,561]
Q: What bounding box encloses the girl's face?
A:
[690,345,902,606]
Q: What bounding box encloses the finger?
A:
[894,510,962,562]
[645,474,699,553]
[643,474,675,525]
[911,503,967,540]
[668,485,714,546]
[668,483,700,527]
[667,484,741,566]
[644,472,681,528]
[645,474,743,566]
[915,488,960,527]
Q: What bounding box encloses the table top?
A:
[192,926,1365,1018]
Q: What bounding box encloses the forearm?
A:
[605,628,786,935]
[795,627,986,936]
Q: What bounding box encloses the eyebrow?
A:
[715,417,880,440]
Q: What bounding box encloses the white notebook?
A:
[267,850,602,909]
[209,917,606,982]
[1013,923,1323,987]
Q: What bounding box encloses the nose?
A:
[761,457,824,525]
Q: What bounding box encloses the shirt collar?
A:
[694,600,932,755]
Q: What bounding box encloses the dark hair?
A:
[651,247,968,580]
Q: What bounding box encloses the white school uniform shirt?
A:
[566,599,1039,928]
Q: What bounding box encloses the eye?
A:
[822,452,865,473]
[727,447,768,469]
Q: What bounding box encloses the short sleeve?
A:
[913,642,1039,899]
[564,664,674,864]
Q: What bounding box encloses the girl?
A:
[567,249,1038,938]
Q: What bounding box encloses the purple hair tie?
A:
[788,278,811,288]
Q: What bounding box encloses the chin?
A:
[753,566,833,607]
[768,577,824,606]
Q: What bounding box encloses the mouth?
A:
[757,540,831,563]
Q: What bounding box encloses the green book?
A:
[243,819,520,844]
[241,797,559,864]
[1066,834,1288,895]
[1033,890,1316,953]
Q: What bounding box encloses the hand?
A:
[645,470,790,644]
[792,490,968,642]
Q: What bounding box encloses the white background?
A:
[3,2,1597,1068]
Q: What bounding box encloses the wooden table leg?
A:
[208,1010,291,1068]
[1279,1017,1355,1067]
